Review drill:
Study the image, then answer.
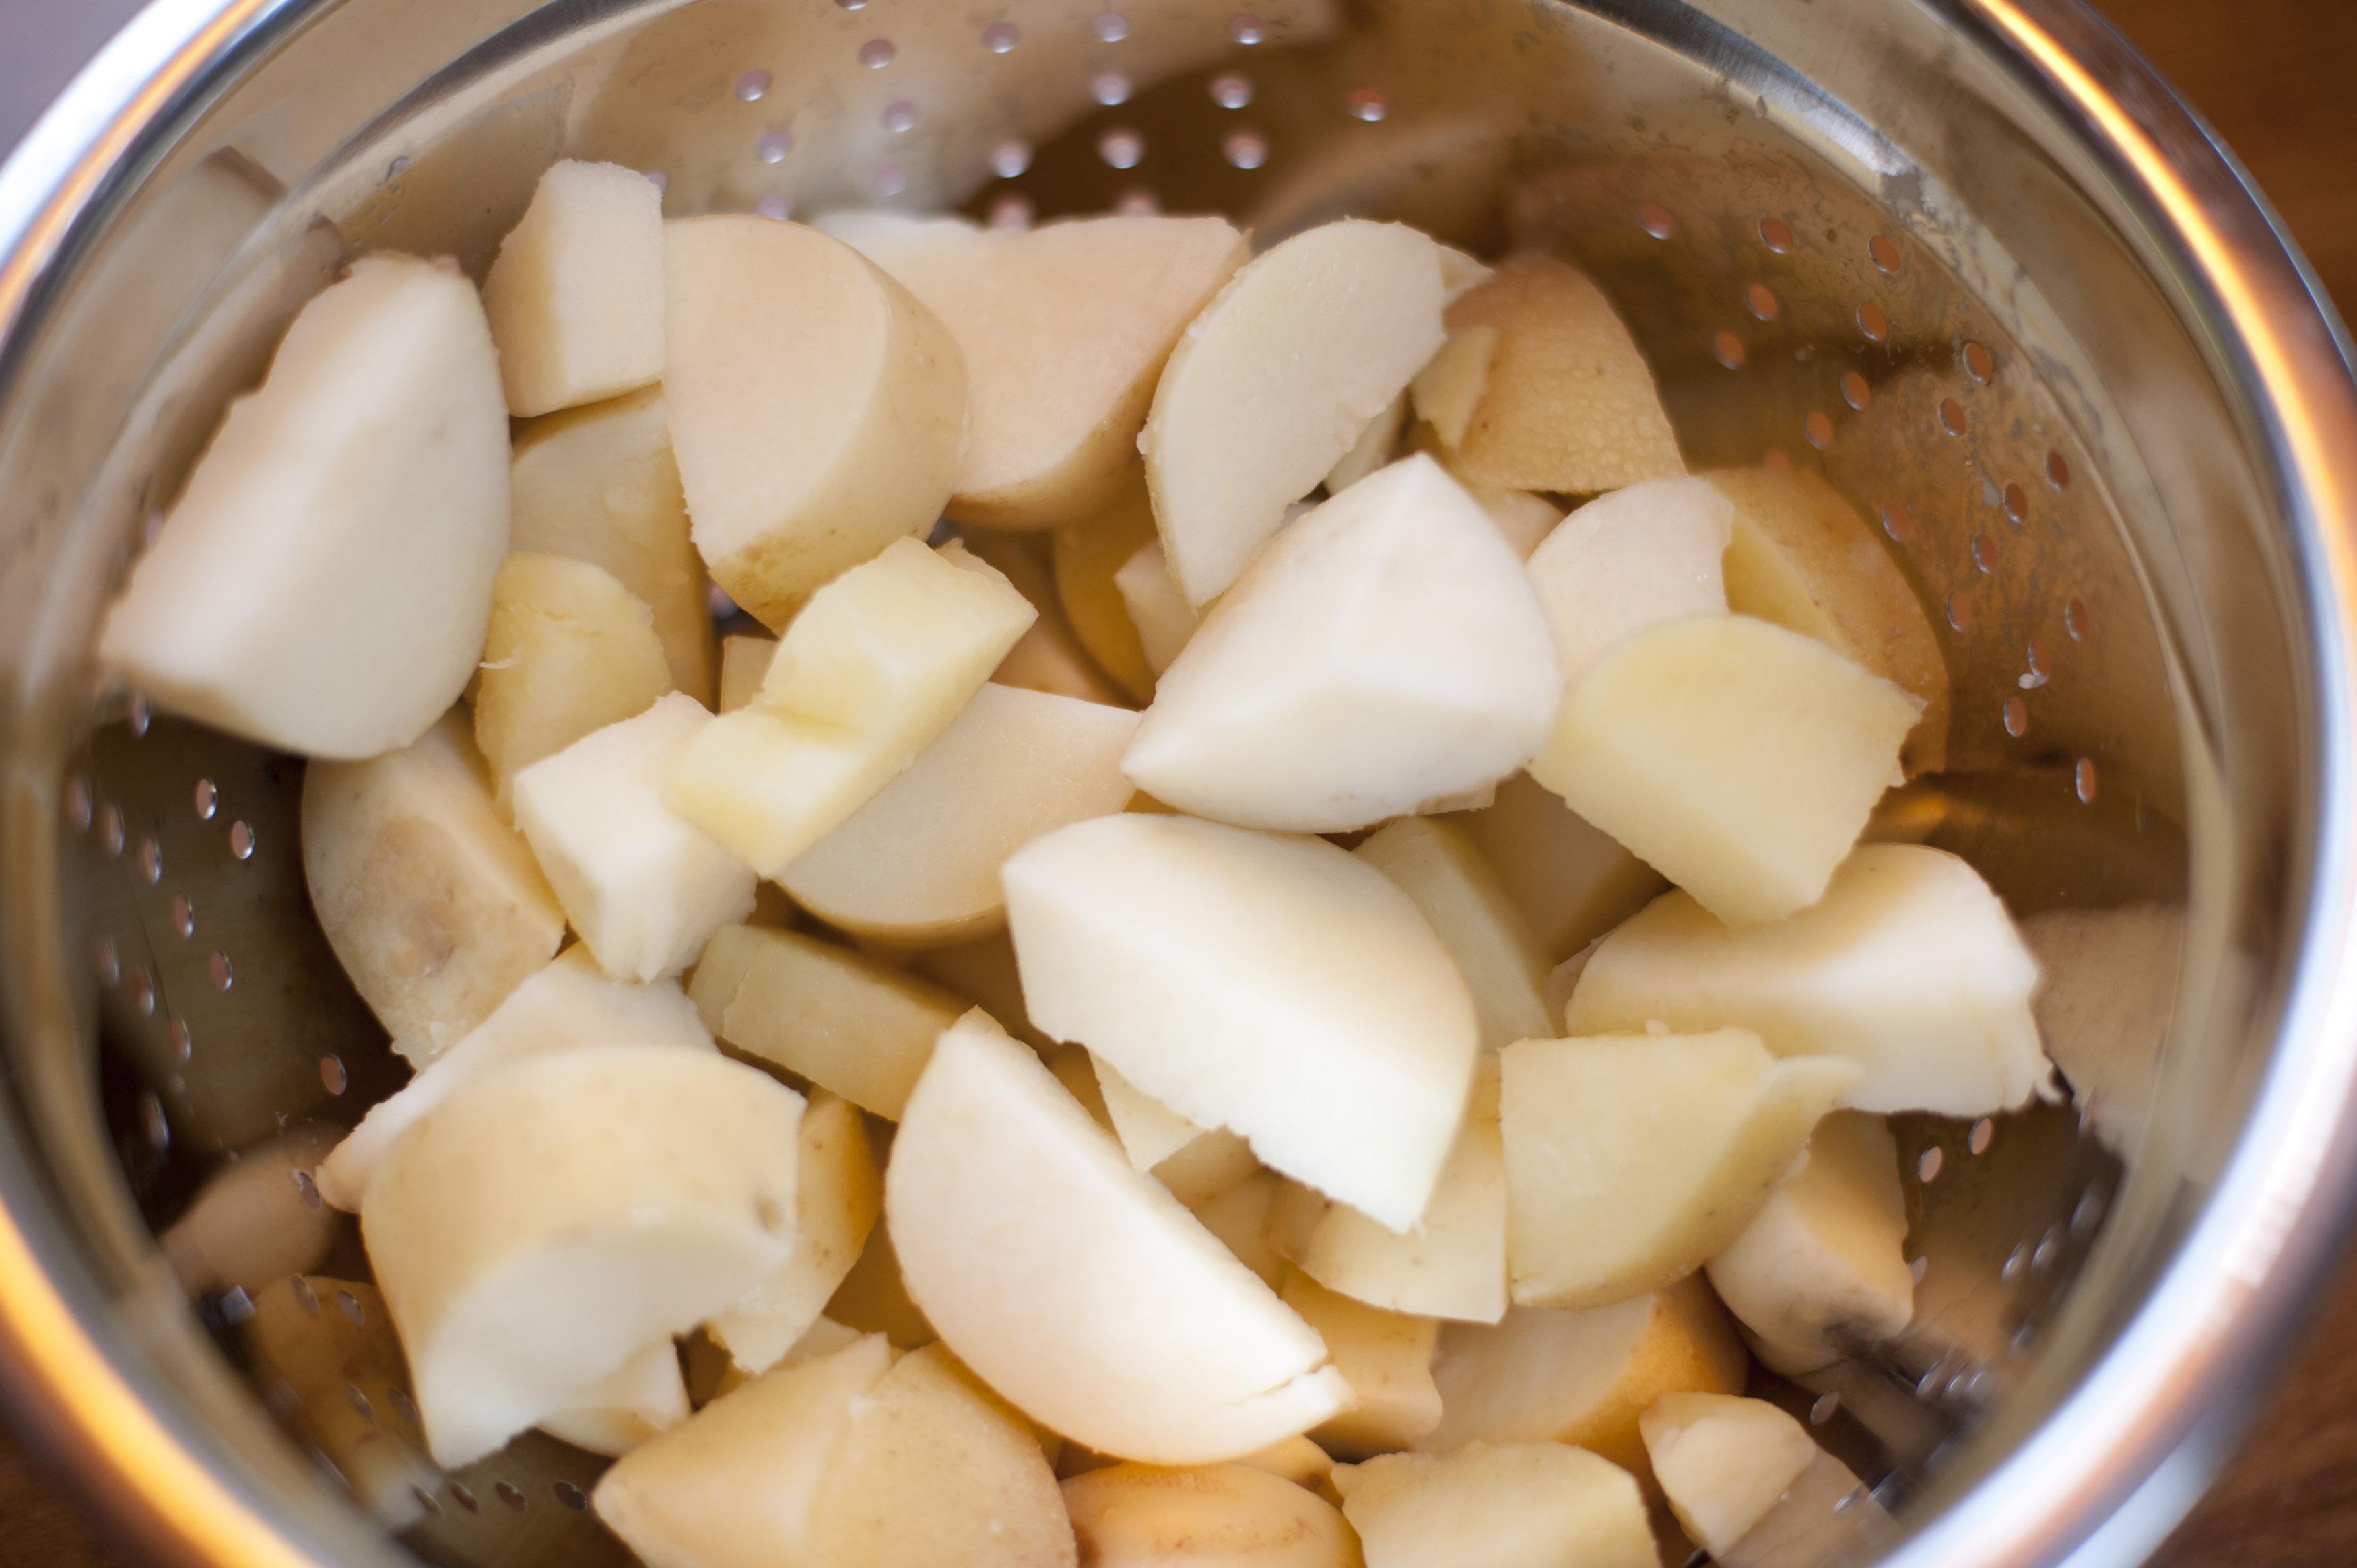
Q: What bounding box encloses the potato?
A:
[1354,818,1550,1050]
[1500,1031,1857,1308]
[512,693,756,982]
[1063,1463,1359,1568]
[708,1091,882,1375]
[1123,457,1559,834]
[1419,1278,1748,1482]
[473,551,673,803]
[482,160,665,417]
[1337,1441,1657,1568]
[665,539,1036,877]
[540,1338,690,1458]
[826,1215,938,1350]
[715,633,775,713]
[1638,1393,1820,1559]
[908,930,1053,1052]
[1326,387,1410,495]
[1409,323,1499,450]
[1450,773,1665,963]
[1533,616,1920,926]
[1566,844,2049,1115]
[1094,1058,1261,1205]
[362,1046,802,1466]
[160,1126,341,1295]
[1705,1112,1913,1374]
[1237,1436,1338,1499]
[302,710,565,1064]
[948,532,1131,705]
[1525,477,1731,687]
[1467,486,1561,561]
[1146,220,1449,605]
[887,1011,1350,1464]
[1003,814,1478,1231]
[1444,255,1682,494]
[1052,481,1162,704]
[1708,466,1949,775]
[820,211,1247,529]
[99,254,507,759]
[510,386,713,702]
[1189,1169,1293,1291]
[663,217,965,625]
[777,684,1141,943]
[1280,1272,1442,1458]
[690,923,965,1119]
[1115,540,1202,677]
[318,945,712,1210]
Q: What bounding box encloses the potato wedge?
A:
[1281,1272,1443,1459]
[1052,481,1162,704]
[1639,1392,1820,1559]
[1354,817,1550,1050]
[1064,1462,1358,1568]
[707,1091,882,1375]
[1525,477,1731,688]
[1449,773,1665,963]
[539,1338,689,1458]
[1337,1441,1657,1568]
[482,160,665,417]
[473,551,673,803]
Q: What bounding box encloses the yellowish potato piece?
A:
[510,385,714,704]
[302,710,565,1064]
[707,1091,882,1375]
[826,1216,939,1350]
[1708,465,1950,776]
[1354,817,1550,1050]
[1418,1277,1748,1482]
[1238,1436,1338,1499]
[1337,1441,1657,1568]
[664,218,966,626]
[715,634,774,714]
[1063,1463,1360,1568]
[474,552,673,804]
[1189,1169,1293,1291]
[1526,477,1731,690]
[482,160,665,417]
[950,532,1130,705]
[1500,1031,1857,1308]
[1638,1392,1820,1559]
[1467,486,1561,560]
[1115,540,1202,677]
[1450,772,1665,963]
[1094,1058,1261,1206]
[1410,323,1499,450]
[1281,1272,1442,1460]
[689,923,965,1119]
[1445,255,1683,494]
[1052,480,1162,704]
[1326,388,1409,495]
[667,539,1036,877]
[909,930,1053,1052]
[540,1338,690,1458]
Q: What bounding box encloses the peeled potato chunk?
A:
[512,692,756,982]
[715,634,775,714]
[663,217,966,626]
[474,551,674,803]
[1500,1030,1858,1308]
[1280,1272,1443,1459]
[707,1091,882,1375]
[482,160,665,417]
[666,538,1036,877]
[1567,844,2049,1115]
[302,710,565,1064]
[820,211,1247,529]
[99,254,508,759]
[511,386,712,702]
[1327,387,1410,496]
[317,945,713,1211]
[1337,1441,1657,1568]
[1115,540,1202,677]
[1445,254,1683,495]
[1124,456,1560,834]
[1410,322,1500,450]
[1190,1169,1293,1291]
[1004,813,1479,1231]
[1706,1111,1914,1374]
[1064,1462,1359,1568]
[362,1046,802,1467]
[1526,477,1732,688]
[540,1338,690,1458]
[1533,615,1920,926]
[1468,485,1562,561]
[1418,1279,1747,1482]
[1451,777,1661,967]
[778,684,1141,943]
[1639,1393,1820,1559]
[1356,817,1551,1050]
[690,924,966,1119]
[1145,219,1449,605]
[1052,481,1162,704]
[888,1011,1350,1464]
[1094,1058,1261,1206]
[947,532,1129,705]
[1708,466,1950,775]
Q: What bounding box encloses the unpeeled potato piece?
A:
[1063,1462,1360,1568]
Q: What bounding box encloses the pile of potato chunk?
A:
[100,156,2051,1568]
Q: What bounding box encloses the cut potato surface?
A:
[706,1091,882,1375]
[303,710,565,1064]
[1639,1392,1820,1559]
[1125,456,1559,834]
[663,217,966,626]
[473,551,674,803]
[948,532,1131,705]
[1065,1463,1359,1568]
[1567,844,2049,1115]
[539,1338,690,1458]
[1411,322,1500,450]
[1451,772,1665,963]
[100,254,509,759]
[1327,387,1410,495]
[1003,813,1479,1230]
[1280,1272,1444,1459]
[1469,486,1562,561]
[1337,1441,1657,1568]
[1525,476,1732,689]
[1355,817,1552,1050]
[160,1128,341,1298]
[482,160,665,417]
[715,634,775,714]
[826,1215,939,1351]
[1145,219,1449,605]
[1189,1170,1293,1291]
[909,930,1054,1052]
[1052,480,1162,704]
[1094,1058,1260,1204]
[887,1010,1350,1464]
[1115,539,1202,677]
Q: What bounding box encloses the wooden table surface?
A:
[1,1,2354,1563]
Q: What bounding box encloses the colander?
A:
[1,0,2355,1564]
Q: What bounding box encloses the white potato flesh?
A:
[663,217,966,626]
[510,386,713,702]
[539,1338,690,1458]
[1124,456,1560,833]
[482,160,665,417]
[778,684,1141,942]
[707,1091,882,1375]
[1468,486,1562,561]
[1410,322,1500,450]
[1533,615,1920,925]
[512,693,756,982]
[1053,481,1162,704]
[473,551,674,803]
[1145,219,1449,605]
[1189,1170,1292,1291]
[1280,1272,1442,1458]
[98,254,508,759]
[826,1214,939,1350]
[1354,817,1551,1050]
[1451,772,1665,963]
[1003,813,1479,1230]
[690,923,966,1119]
[820,211,1247,529]
[317,945,712,1211]
[362,1046,802,1467]
[302,710,565,1064]
[1639,1393,1820,1559]
[595,1334,894,1568]
[887,1010,1350,1464]
[665,539,1037,877]
[1706,1111,1913,1373]
[1326,387,1409,495]
[1500,1030,1857,1308]
[715,634,776,714]
[160,1127,341,1296]
[1096,1057,1216,1170]
[1337,1441,1658,1568]
[1525,476,1732,689]
[1567,844,2049,1114]
[1064,1462,1359,1568]
[945,532,1130,706]
[1114,540,1201,677]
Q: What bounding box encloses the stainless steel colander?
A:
[2,1,2355,1565]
